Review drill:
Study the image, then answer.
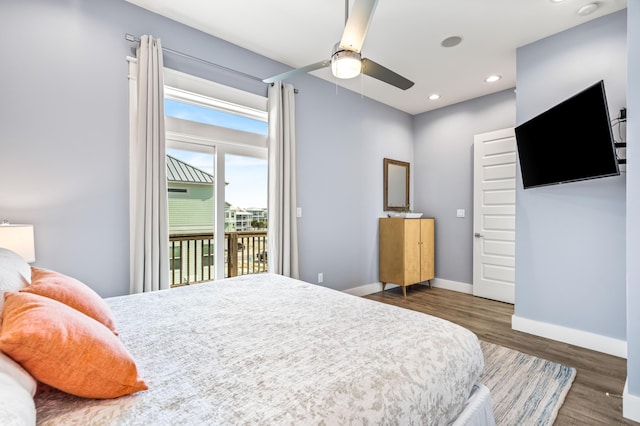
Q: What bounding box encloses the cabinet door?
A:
[404,220,421,285]
[379,218,406,285]
[420,219,435,281]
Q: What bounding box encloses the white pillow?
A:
[0,372,36,426]
[0,248,31,313]
[0,351,37,397]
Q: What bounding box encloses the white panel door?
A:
[473,128,516,304]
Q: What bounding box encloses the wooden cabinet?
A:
[379,218,434,297]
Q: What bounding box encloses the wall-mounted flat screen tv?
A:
[514,80,619,189]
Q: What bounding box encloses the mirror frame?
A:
[383,158,410,211]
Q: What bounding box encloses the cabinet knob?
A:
[474,233,484,238]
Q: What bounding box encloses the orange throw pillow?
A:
[0,292,147,399]
[22,267,118,334]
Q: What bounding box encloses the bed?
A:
[0,249,495,425]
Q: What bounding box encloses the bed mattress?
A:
[34,273,486,425]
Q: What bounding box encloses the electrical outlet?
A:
[318,273,324,283]
[456,209,465,218]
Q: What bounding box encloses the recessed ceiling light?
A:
[441,36,463,48]
[428,94,440,100]
[577,3,599,16]
[550,0,566,3]
[485,75,502,83]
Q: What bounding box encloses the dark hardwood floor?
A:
[364,285,638,426]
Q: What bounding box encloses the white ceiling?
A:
[126,0,627,115]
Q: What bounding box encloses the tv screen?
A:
[514,80,619,189]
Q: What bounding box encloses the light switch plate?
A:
[456,209,465,218]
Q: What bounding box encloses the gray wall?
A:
[626,1,640,398]
[293,77,413,289]
[413,89,516,284]
[0,0,412,296]
[514,11,627,340]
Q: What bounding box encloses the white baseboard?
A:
[623,379,640,422]
[342,282,394,296]
[512,314,627,358]
[343,278,471,297]
[431,278,473,294]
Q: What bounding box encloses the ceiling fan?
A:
[262,0,414,90]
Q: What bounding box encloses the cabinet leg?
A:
[382,282,386,292]
[428,280,432,289]
[402,286,407,298]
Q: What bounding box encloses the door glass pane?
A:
[167,147,215,286]
[224,153,268,277]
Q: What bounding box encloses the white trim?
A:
[623,379,640,422]
[343,282,397,296]
[127,57,137,293]
[165,117,267,151]
[165,86,267,122]
[431,278,473,294]
[512,314,627,358]
[214,146,226,281]
[342,278,472,297]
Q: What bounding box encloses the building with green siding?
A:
[167,155,215,235]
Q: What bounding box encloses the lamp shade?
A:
[0,224,35,263]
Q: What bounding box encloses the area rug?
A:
[480,341,577,426]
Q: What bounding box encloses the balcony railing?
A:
[169,230,268,287]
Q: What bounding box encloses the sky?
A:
[165,99,268,209]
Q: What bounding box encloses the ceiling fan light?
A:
[331,49,362,79]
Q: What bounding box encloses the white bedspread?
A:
[35,273,484,425]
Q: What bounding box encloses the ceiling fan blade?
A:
[361,58,414,90]
[339,0,378,53]
[262,60,330,83]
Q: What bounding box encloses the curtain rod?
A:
[125,33,266,84]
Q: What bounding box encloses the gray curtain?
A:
[267,82,299,278]
[131,35,169,293]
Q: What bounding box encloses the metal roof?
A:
[167,155,214,184]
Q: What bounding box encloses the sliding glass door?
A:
[165,142,267,286]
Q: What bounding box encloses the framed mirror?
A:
[383,158,410,211]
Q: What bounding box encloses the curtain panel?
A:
[131,35,170,293]
[267,82,299,279]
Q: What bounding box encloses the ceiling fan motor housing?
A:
[331,42,362,79]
